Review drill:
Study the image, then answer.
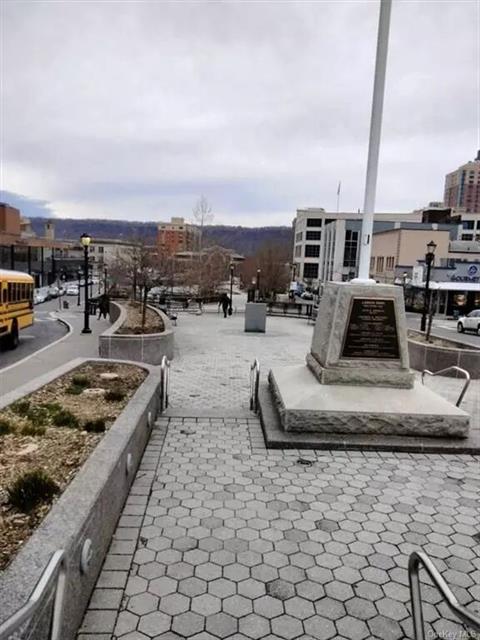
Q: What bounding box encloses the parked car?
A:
[47,285,60,298]
[34,290,48,305]
[457,310,480,335]
[66,284,79,296]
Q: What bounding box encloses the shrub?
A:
[71,375,90,389]
[52,409,79,428]
[21,423,46,436]
[7,469,59,512]
[41,402,62,414]
[83,418,106,433]
[10,400,31,416]
[105,389,126,402]
[66,385,84,395]
[0,417,13,435]
[26,405,49,426]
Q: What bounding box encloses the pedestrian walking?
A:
[98,294,109,320]
[218,293,230,318]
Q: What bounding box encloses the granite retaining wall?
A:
[0,357,160,640]
[408,332,480,379]
[99,301,174,363]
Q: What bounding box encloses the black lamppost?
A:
[229,263,234,313]
[77,268,82,306]
[420,240,437,332]
[256,269,261,301]
[104,266,108,294]
[81,233,92,334]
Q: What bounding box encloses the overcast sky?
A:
[1,0,479,226]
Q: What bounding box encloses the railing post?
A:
[408,553,425,640]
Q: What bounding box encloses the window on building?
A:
[463,220,474,229]
[296,232,303,242]
[370,257,375,270]
[376,257,384,272]
[386,256,395,270]
[305,245,320,258]
[303,263,319,279]
[306,218,322,227]
[462,234,473,240]
[324,218,335,226]
[306,231,321,241]
[295,245,301,257]
[99,247,104,253]
[343,230,358,267]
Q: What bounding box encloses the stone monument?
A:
[267,281,469,438]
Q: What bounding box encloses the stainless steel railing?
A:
[0,550,66,640]
[250,359,260,413]
[160,355,170,413]
[409,551,480,640]
[421,365,471,407]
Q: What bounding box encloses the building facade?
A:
[444,150,480,213]
[292,208,422,285]
[157,217,201,256]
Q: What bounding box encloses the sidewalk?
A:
[77,312,480,640]
[0,304,109,397]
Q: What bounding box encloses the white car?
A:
[66,285,79,296]
[34,290,47,305]
[457,310,480,335]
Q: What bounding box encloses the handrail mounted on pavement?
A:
[250,359,260,413]
[421,365,470,407]
[160,355,170,413]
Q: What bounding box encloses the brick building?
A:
[157,217,200,256]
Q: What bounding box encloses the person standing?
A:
[218,293,230,318]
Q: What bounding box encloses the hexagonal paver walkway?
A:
[78,416,480,640]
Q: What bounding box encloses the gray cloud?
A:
[2,0,478,225]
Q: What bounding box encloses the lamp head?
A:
[80,233,91,248]
[427,240,437,255]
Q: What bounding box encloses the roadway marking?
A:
[0,317,73,374]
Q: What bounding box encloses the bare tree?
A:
[240,242,290,298]
[191,196,214,295]
[110,240,158,330]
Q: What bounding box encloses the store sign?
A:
[450,275,480,282]
[412,266,424,285]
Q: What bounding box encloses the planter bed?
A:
[408,330,480,379]
[0,361,146,571]
[0,357,160,640]
[99,300,174,364]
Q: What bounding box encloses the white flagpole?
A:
[336,181,341,213]
[353,0,392,284]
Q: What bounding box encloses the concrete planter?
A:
[99,301,174,363]
[0,357,160,640]
[408,331,480,379]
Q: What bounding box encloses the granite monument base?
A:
[268,365,469,438]
[245,302,267,333]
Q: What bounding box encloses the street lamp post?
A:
[81,233,92,334]
[77,268,82,306]
[104,266,108,294]
[420,240,437,332]
[229,263,234,314]
[256,269,261,301]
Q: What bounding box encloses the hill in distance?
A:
[28,217,293,257]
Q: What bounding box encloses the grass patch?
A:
[52,409,79,429]
[21,424,46,437]
[10,400,31,417]
[71,375,90,389]
[104,389,126,402]
[66,385,84,395]
[0,417,13,435]
[83,418,106,433]
[7,469,59,512]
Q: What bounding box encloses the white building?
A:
[292,208,422,284]
[88,238,141,269]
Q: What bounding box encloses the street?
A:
[406,312,480,348]
[0,299,69,370]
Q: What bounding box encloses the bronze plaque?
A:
[341,297,400,360]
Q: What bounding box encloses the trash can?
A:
[63,300,69,310]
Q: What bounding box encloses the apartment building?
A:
[292,208,422,284]
[444,150,480,213]
[157,217,200,255]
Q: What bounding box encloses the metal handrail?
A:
[0,550,66,640]
[409,551,480,640]
[160,355,170,413]
[250,359,260,413]
[421,366,471,407]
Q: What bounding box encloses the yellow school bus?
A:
[0,269,35,349]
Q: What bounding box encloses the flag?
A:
[337,181,341,196]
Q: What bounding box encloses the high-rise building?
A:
[157,217,200,256]
[444,150,480,212]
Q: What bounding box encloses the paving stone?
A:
[89,588,123,610]
[253,595,284,619]
[191,593,222,616]
[127,593,160,616]
[205,612,238,638]
[223,595,253,617]
[209,577,237,598]
[238,578,266,599]
[284,596,315,619]
[79,610,118,634]
[270,614,303,639]
[159,593,190,616]
[238,613,270,639]
[336,615,370,640]
[178,576,207,597]
[266,579,294,601]
[172,611,205,636]
[303,616,336,639]
[368,615,405,640]
[138,611,171,637]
